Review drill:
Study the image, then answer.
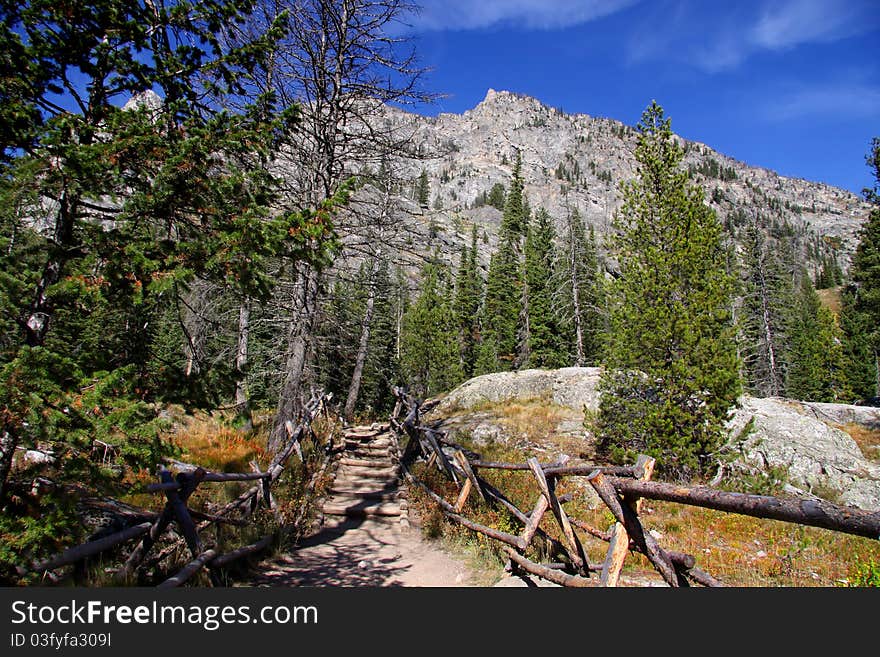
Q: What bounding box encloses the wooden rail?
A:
[390,387,880,588]
[29,393,334,587]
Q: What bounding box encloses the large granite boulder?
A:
[726,397,880,510]
[435,367,602,413]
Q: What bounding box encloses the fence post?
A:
[600,454,655,587]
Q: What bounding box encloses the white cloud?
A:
[626,0,879,73]
[750,0,871,51]
[408,0,638,32]
[762,83,880,121]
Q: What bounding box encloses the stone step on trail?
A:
[319,424,407,522]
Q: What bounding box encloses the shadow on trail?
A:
[248,516,413,587]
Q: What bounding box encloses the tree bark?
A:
[607,476,880,539]
[0,428,19,503]
[343,256,379,420]
[270,266,320,454]
[24,188,77,347]
[234,300,252,430]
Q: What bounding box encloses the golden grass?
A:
[172,417,268,473]
[841,423,880,463]
[816,287,843,315]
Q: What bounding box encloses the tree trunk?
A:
[24,190,77,346]
[343,257,379,420]
[757,251,781,396]
[234,300,252,431]
[0,428,18,502]
[270,266,320,453]
[570,235,585,366]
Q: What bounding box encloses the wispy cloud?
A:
[627,0,880,73]
[762,82,880,121]
[407,0,638,32]
[750,0,871,51]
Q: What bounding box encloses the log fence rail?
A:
[28,393,335,587]
[390,387,880,587]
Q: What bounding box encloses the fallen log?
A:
[502,547,592,588]
[469,460,635,478]
[211,535,274,569]
[157,549,218,589]
[606,477,880,540]
[33,522,152,573]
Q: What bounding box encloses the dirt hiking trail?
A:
[243,423,485,587]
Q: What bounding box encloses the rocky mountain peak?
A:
[379,90,871,276]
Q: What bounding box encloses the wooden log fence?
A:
[29,392,334,587]
[390,388,880,588]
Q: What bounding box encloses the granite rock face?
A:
[726,397,880,510]
[375,89,871,276]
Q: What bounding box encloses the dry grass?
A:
[816,287,843,315]
[444,396,586,452]
[841,423,880,463]
[171,415,268,473]
[571,502,880,586]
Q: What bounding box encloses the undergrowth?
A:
[3,408,339,586]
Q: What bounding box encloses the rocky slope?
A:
[426,367,880,511]
[378,89,871,274]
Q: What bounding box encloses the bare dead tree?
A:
[229,0,435,452]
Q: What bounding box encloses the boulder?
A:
[726,397,880,510]
[436,367,602,414]
[790,400,880,429]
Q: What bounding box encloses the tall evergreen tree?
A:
[454,226,483,377]
[786,275,849,402]
[476,151,528,373]
[841,137,880,401]
[401,260,463,397]
[597,102,741,480]
[553,208,604,366]
[523,208,566,367]
[502,151,526,236]
[738,214,796,397]
[476,235,520,373]
[417,169,430,208]
[487,183,506,211]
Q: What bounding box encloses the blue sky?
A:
[398,0,880,195]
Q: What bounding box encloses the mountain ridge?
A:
[381,88,870,274]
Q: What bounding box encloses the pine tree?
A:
[454,226,483,377]
[356,259,401,416]
[477,235,520,373]
[502,151,526,236]
[401,260,463,397]
[738,215,796,397]
[0,0,322,503]
[597,102,741,480]
[487,183,506,211]
[523,208,566,367]
[476,151,528,373]
[840,137,880,401]
[786,276,849,402]
[552,208,604,366]
[417,169,430,208]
